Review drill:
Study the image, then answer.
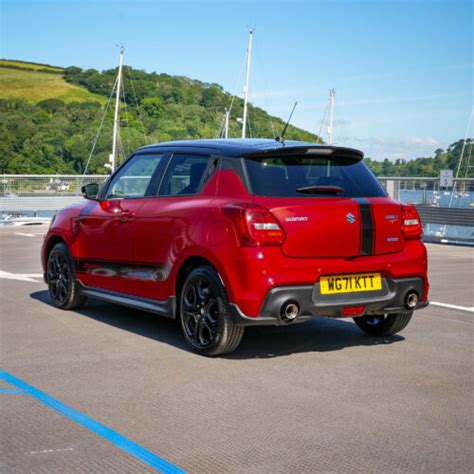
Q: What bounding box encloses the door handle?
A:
[119,210,135,222]
[73,216,82,231]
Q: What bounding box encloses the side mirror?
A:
[81,183,99,200]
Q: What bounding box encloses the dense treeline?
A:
[365,139,473,177]
[63,65,319,143]
[0,63,471,176]
[1,99,112,173]
[0,64,319,174]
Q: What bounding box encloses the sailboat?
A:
[218,28,255,139]
[318,89,336,145]
[81,46,127,181]
[107,46,124,173]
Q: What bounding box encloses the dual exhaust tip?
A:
[280,290,418,322]
[280,301,300,323]
[404,291,419,310]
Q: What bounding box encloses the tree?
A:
[3,63,472,176]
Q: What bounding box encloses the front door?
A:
[72,152,167,295]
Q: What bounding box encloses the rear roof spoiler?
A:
[243,146,364,161]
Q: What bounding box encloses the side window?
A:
[159,154,210,196]
[105,154,163,199]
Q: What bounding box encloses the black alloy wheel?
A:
[47,243,86,310]
[179,266,244,356]
[181,276,220,348]
[48,249,71,304]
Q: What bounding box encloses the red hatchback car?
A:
[42,139,429,356]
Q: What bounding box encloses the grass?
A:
[0,67,106,103]
[0,59,63,72]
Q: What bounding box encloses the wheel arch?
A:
[43,234,66,269]
[174,254,232,305]
[45,234,67,258]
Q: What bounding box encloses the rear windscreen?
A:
[244,155,386,198]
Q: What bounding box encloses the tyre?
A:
[179,266,244,356]
[353,312,413,337]
[46,242,86,310]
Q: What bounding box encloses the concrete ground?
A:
[0,224,472,473]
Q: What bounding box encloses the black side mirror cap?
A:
[81,183,99,200]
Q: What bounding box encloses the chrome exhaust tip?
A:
[405,291,419,310]
[281,301,300,322]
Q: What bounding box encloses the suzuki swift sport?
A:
[42,139,429,356]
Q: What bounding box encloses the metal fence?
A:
[378,177,474,245]
[378,177,474,200]
[0,174,108,197]
[0,175,109,215]
[1,174,474,245]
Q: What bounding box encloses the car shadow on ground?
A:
[30,290,404,359]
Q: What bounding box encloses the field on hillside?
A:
[0,67,105,103]
[0,59,63,72]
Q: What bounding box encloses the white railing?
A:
[0,174,108,197]
[378,177,474,201]
[0,175,109,215]
[1,174,473,245]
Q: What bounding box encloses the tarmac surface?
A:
[1,224,473,473]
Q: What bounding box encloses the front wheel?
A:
[353,312,413,337]
[47,242,86,310]
[179,266,244,356]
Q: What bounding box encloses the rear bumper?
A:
[230,277,428,326]
[224,240,428,318]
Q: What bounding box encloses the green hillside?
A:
[0,60,321,174]
[0,59,63,73]
[0,60,470,177]
[0,63,106,103]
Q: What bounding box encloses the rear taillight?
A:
[401,205,422,239]
[223,204,286,246]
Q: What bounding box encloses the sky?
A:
[1,0,472,160]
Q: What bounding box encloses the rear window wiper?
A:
[296,185,343,194]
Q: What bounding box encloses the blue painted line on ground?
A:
[0,387,25,394]
[0,370,186,474]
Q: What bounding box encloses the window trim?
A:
[156,152,216,198]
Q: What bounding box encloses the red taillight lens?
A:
[223,204,286,246]
[401,205,422,239]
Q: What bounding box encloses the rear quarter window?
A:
[244,155,386,198]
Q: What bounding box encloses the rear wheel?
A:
[353,312,413,337]
[179,266,244,356]
[47,242,86,310]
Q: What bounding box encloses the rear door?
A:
[244,149,404,258]
[132,152,214,301]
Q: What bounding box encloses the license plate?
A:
[320,273,382,295]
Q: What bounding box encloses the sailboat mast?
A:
[110,46,124,173]
[241,28,254,139]
[327,88,335,145]
[224,108,230,139]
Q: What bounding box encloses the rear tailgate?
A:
[244,146,405,258]
[253,196,361,258]
[253,196,404,258]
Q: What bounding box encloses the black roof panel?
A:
[138,139,363,159]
